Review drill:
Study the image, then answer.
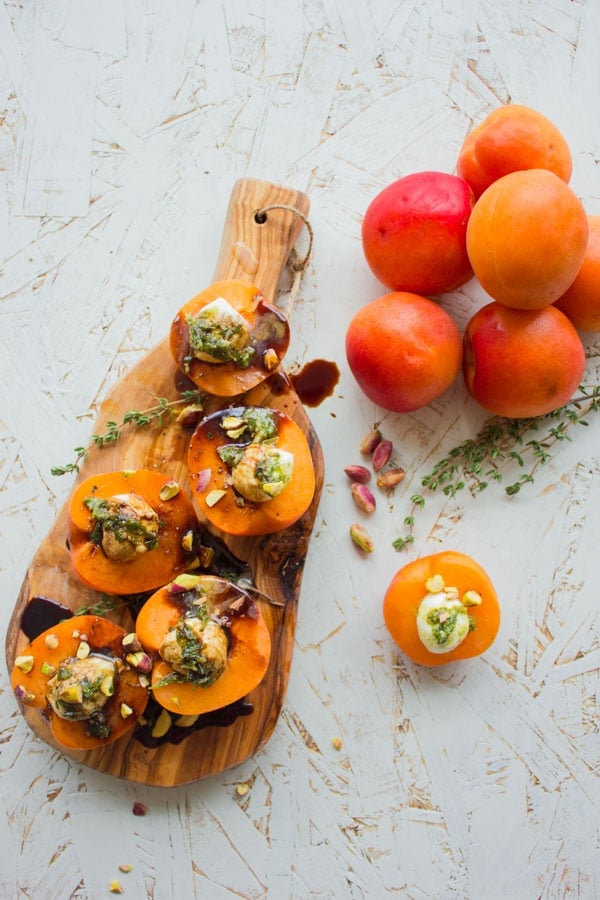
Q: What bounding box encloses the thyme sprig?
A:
[51,390,204,476]
[393,384,600,551]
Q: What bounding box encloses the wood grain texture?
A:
[5,178,324,786]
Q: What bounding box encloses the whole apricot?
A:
[554,216,600,332]
[345,291,462,413]
[463,301,586,418]
[457,104,572,198]
[466,169,588,310]
[361,171,474,295]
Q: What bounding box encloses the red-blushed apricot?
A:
[466,169,588,310]
[554,216,600,332]
[457,104,572,198]
[345,292,462,413]
[361,171,474,295]
[462,301,586,418]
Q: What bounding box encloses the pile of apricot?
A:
[349,104,598,419]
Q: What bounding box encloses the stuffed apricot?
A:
[383,551,500,666]
[68,470,199,594]
[135,574,271,716]
[187,406,316,537]
[169,279,290,396]
[11,615,150,749]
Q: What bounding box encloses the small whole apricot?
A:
[554,216,600,333]
[466,169,588,310]
[345,291,462,413]
[462,301,586,418]
[457,104,572,198]
[361,171,474,295]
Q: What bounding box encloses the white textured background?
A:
[1,1,599,897]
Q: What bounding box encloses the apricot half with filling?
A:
[11,615,149,749]
[383,551,500,666]
[169,279,290,396]
[135,574,271,716]
[187,406,316,536]
[68,470,199,594]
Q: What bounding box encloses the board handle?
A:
[211,179,310,304]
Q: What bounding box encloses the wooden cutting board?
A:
[5,178,324,787]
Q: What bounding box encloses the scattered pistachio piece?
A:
[125,651,152,674]
[181,529,195,553]
[159,479,180,500]
[14,655,34,674]
[175,714,199,727]
[151,709,172,738]
[376,467,406,490]
[101,674,115,696]
[109,880,123,894]
[118,864,133,874]
[425,574,445,594]
[206,489,227,507]
[122,632,142,653]
[372,439,393,472]
[41,661,57,677]
[331,737,343,751]
[350,523,374,553]
[14,684,36,704]
[132,801,148,816]
[350,482,376,514]
[44,634,59,650]
[359,428,382,455]
[263,348,279,371]
[120,702,134,719]
[463,589,483,607]
[76,641,90,660]
[344,464,371,483]
[177,403,204,428]
[235,782,250,797]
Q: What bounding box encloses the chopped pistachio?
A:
[425,574,445,594]
[175,714,199,727]
[235,782,250,797]
[463,589,483,607]
[41,661,57,677]
[206,489,227,507]
[76,641,90,660]
[120,703,133,718]
[159,479,180,500]
[44,634,59,650]
[151,708,172,738]
[263,348,279,371]
[350,523,374,553]
[101,674,115,696]
[14,655,35,674]
[181,529,195,553]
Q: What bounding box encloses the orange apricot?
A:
[554,216,600,332]
[466,169,588,310]
[457,104,572,198]
[462,301,586,418]
[345,292,462,413]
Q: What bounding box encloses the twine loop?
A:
[254,203,313,311]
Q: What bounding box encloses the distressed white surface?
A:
[1,1,599,897]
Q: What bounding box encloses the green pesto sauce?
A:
[427,607,460,646]
[84,496,158,551]
[186,313,254,367]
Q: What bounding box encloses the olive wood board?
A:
[5,178,324,787]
